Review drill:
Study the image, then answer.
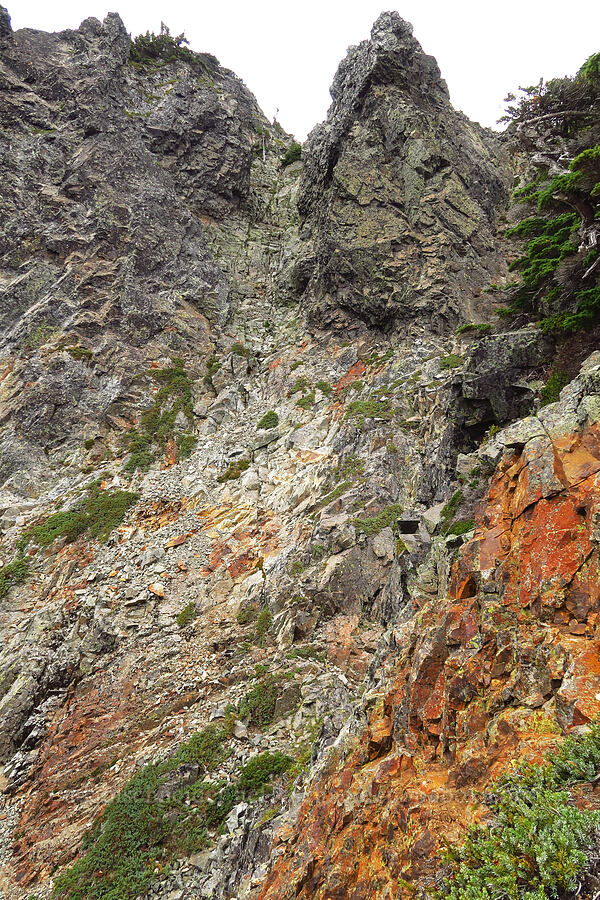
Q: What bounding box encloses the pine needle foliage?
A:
[439,720,600,900]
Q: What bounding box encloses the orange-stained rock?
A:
[257,414,600,900]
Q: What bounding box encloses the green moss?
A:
[66,346,93,361]
[0,555,29,600]
[257,410,279,430]
[446,519,475,536]
[281,141,302,167]
[176,602,196,628]
[23,484,138,547]
[84,438,95,451]
[439,354,464,370]
[216,458,249,483]
[540,370,570,406]
[439,720,600,900]
[352,503,403,536]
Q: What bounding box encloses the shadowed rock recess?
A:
[1,6,600,900]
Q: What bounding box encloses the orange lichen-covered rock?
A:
[257,366,600,899]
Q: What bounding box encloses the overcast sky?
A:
[8,1,600,139]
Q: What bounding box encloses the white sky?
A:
[8,1,600,139]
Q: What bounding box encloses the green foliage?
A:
[439,354,464,370]
[286,645,327,663]
[580,52,600,83]
[446,519,475,536]
[176,602,196,628]
[52,725,290,900]
[297,391,315,410]
[315,380,333,396]
[237,751,293,796]
[255,607,273,645]
[439,721,600,900]
[236,603,257,626]
[216,458,249,483]
[440,490,464,535]
[288,376,310,396]
[500,54,600,331]
[344,399,395,421]
[129,24,218,72]
[238,674,281,727]
[456,323,492,335]
[23,484,138,547]
[0,555,29,600]
[352,503,403,536]
[124,358,195,472]
[281,141,302,167]
[204,355,221,387]
[257,410,279,430]
[176,432,197,459]
[539,370,570,406]
[66,346,93,361]
[231,341,251,358]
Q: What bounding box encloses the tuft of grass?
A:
[255,607,273,645]
[456,323,492,335]
[315,380,333,396]
[440,490,463,535]
[236,604,257,626]
[257,410,279,430]
[446,519,475,537]
[231,341,251,358]
[238,674,281,727]
[281,141,302,167]
[297,391,315,410]
[344,399,395,422]
[286,645,327,663]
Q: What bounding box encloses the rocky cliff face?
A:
[295,13,510,330]
[0,8,597,900]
